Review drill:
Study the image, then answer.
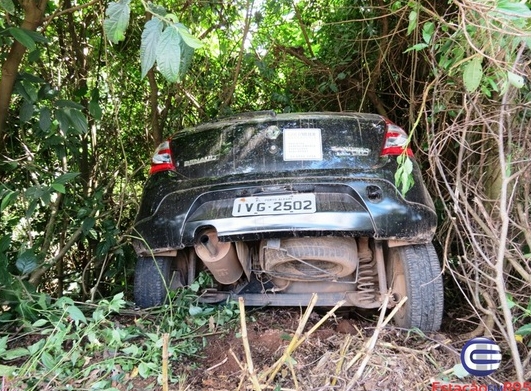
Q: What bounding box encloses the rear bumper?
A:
[133,175,436,256]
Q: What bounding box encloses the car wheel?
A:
[134,256,171,308]
[386,243,444,331]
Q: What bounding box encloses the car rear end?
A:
[134,111,435,252]
[132,111,443,332]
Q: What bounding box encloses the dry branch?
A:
[238,297,262,390]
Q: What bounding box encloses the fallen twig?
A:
[264,293,319,384]
[262,294,346,388]
[239,297,262,391]
[345,294,407,388]
[330,334,352,386]
[162,333,169,391]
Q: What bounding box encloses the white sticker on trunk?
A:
[283,128,323,161]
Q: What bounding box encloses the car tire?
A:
[385,243,444,331]
[134,256,171,308]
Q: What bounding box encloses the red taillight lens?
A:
[149,140,176,174]
[381,122,413,157]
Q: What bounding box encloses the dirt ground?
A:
[146,307,517,391]
[3,304,521,391]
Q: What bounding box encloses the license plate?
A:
[232,193,316,216]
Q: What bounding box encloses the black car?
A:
[132,111,444,331]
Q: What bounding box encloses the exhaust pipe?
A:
[194,229,243,285]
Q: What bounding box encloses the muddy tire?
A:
[134,256,171,308]
[386,243,444,331]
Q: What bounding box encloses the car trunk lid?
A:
[169,112,390,179]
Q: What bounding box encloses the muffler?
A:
[194,229,243,284]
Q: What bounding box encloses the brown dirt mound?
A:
[181,307,460,391]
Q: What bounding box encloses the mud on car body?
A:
[132,111,444,331]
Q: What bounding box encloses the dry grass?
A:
[187,298,485,391]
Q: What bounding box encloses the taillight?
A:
[381,121,413,157]
[149,140,176,174]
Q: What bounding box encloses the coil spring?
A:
[357,239,379,303]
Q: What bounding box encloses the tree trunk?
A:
[0,0,48,151]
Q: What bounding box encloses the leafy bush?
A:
[0,288,240,389]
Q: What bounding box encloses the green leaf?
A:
[82,217,96,235]
[0,0,15,14]
[452,363,470,378]
[507,71,524,89]
[92,309,104,322]
[90,380,114,389]
[156,25,182,83]
[395,154,414,195]
[190,281,200,292]
[41,351,56,370]
[24,185,43,200]
[32,319,48,328]
[284,355,297,365]
[39,107,52,131]
[8,27,36,50]
[189,304,203,316]
[27,339,45,355]
[1,189,19,212]
[0,235,11,253]
[21,80,38,102]
[506,293,516,309]
[54,172,80,184]
[37,293,49,310]
[515,324,531,336]
[56,108,70,132]
[89,98,102,120]
[55,296,75,309]
[407,10,417,35]
[54,99,84,109]
[138,362,151,378]
[404,43,428,53]
[22,30,48,44]
[422,22,434,44]
[51,183,66,193]
[121,345,139,356]
[0,364,16,377]
[175,23,203,49]
[103,0,131,44]
[463,57,483,93]
[180,42,195,79]
[19,101,34,123]
[2,347,30,360]
[0,335,7,352]
[148,3,167,17]
[495,1,531,18]
[108,292,125,312]
[141,18,163,78]
[65,108,88,134]
[67,305,87,325]
[16,250,38,274]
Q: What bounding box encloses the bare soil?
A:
[4,305,521,391]
[135,307,517,391]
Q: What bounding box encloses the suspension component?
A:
[356,237,379,305]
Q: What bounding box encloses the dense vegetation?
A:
[1,0,530,387]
